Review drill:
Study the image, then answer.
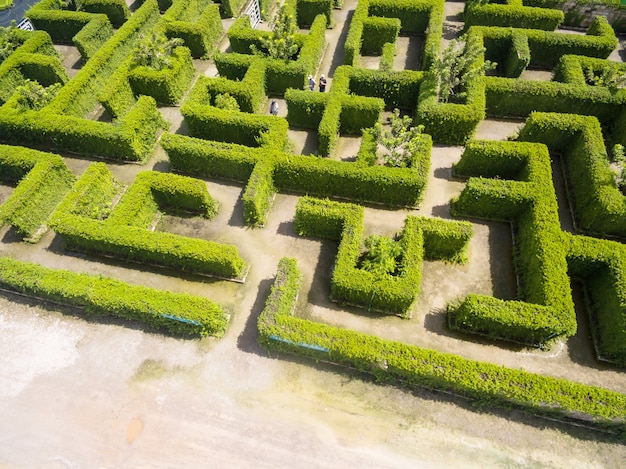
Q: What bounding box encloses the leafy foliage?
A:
[0,21,21,62]
[132,31,184,71]
[15,80,63,111]
[430,35,495,103]
[214,92,240,111]
[359,234,402,276]
[252,5,299,61]
[584,65,626,91]
[373,109,424,167]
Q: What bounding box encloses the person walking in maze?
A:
[270,100,279,116]
[319,74,327,92]
[308,75,315,91]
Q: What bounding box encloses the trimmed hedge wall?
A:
[73,14,114,61]
[0,145,76,240]
[344,0,444,70]
[162,0,223,58]
[181,102,289,149]
[162,130,431,214]
[361,17,401,56]
[0,95,167,163]
[194,59,267,113]
[0,30,67,104]
[225,14,326,95]
[518,112,626,238]
[0,256,228,337]
[50,164,246,279]
[450,139,576,346]
[293,197,471,316]
[106,171,218,227]
[258,257,626,431]
[129,47,195,106]
[297,0,333,27]
[566,234,626,366]
[485,53,626,120]
[464,1,564,31]
[475,17,617,71]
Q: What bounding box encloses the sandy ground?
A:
[1,1,626,468]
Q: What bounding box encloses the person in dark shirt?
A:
[319,74,327,92]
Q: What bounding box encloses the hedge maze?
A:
[1,0,625,433]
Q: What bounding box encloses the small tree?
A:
[252,5,299,61]
[359,235,402,276]
[0,21,21,62]
[430,35,495,103]
[14,79,63,110]
[132,32,184,71]
[372,109,424,167]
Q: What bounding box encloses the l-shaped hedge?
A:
[258,257,626,432]
[50,163,246,279]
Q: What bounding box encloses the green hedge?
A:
[162,132,431,209]
[0,145,76,240]
[45,0,160,118]
[339,95,385,134]
[415,216,473,263]
[379,42,396,72]
[181,102,289,149]
[294,197,420,316]
[361,16,401,56]
[294,198,471,316]
[0,256,228,337]
[220,0,246,18]
[274,150,429,206]
[464,1,564,31]
[198,59,267,113]
[52,162,122,219]
[106,171,218,227]
[129,47,195,105]
[73,14,114,60]
[284,88,328,128]
[0,31,67,104]
[344,0,444,70]
[52,215,247,279]
[566,234,626,366]
[484,75,624,122]
[162,0,223,58]
[504,30,530,78]
[0,96,167,163]
[162,133,259,180]
[297,0,333,27]
[345,67,424,111]
[213,52,253,81]
[51,163,244,276]
[80,0,130,27]
[242,158,276,227]
[518,112,626,237]
[450,139,576,345]
[474,17,617,70]
[258,257,626,430]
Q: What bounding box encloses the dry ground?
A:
[0,1,625,468]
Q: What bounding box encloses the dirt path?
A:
[1,2,625,468]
